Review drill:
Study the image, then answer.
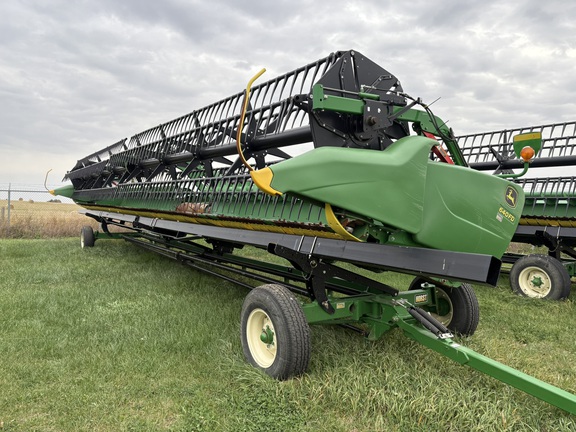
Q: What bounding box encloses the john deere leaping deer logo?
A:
[505,186,518,208]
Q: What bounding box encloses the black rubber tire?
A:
[240,284,311,380]
[80,226,95,248]
[409,277,479,336]
[510,254,571,300]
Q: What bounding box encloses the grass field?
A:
[0,200,98,238]
[1,237,575,431]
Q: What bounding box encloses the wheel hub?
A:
[530,276,543,287]
[260,326,274,345]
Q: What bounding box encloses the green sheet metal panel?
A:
[266,135,523,258]
[268,136,431,234]
[415,162,524,258]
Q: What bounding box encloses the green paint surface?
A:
[268,135,524,257]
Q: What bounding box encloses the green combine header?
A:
[458,122,576,299]
[52,50,576,414]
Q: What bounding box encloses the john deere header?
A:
[53,50,528,259]
[50,50,576,416]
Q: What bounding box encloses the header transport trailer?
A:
[458,122,576,300]
[51,50,576,414]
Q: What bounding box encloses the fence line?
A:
[0,184,78,235]
[0,184,74,203]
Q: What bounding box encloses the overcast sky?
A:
[1,0,575,186]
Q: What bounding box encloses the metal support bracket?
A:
[269,243,399,315]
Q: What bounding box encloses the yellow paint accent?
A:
[237,68,266,172]
[514,132,542,142]
[82,205,347,239]
[324,203,362,242]
[520,217,576,228]
[498,206,516,223]
[250,168,282,196]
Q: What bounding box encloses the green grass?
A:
[1,238,575,431]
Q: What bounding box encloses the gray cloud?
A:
[1,0,574,184]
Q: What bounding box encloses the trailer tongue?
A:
[52,50,575,414]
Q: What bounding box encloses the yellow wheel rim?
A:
[246,308,277,368]
[517,266,552,298]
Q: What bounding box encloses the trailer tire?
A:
[409,278,479,336]
[510,254,571,300]
[240,284,311,380]
[80,226,95,248]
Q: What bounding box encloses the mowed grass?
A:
[1,238,576,431]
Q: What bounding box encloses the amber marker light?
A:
[520,146,535,162]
